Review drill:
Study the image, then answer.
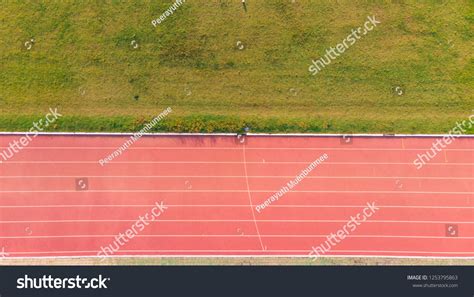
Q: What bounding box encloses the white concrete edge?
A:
[0,132,473,138]
[2,255,474,260]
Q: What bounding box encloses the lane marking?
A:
[1,131,474,137]
[1,219,473,224]
[2,161,474,165]
[0,146,473,151]
[1,175,473,180]
[3,250,474,256]
[0,190,471,194]
[1,234,473,239]
[242,144,265,250]
[0,205,472,209]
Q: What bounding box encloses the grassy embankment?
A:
[0,1,473,133]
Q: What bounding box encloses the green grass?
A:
[0,0,473,133]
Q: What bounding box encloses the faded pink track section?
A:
[0,134,473,258]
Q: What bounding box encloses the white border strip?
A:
[0,132,473,138]
[2,254,474,260]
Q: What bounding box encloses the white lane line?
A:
[0,219,472,224]
[0,176,473,180]
[0,205,472,209]
[242,144,265,250]
[1,131,473,137]
[0,146,473,151]
[0,190,471,194]
[1,235,473,239]
[2,161,474,165]
[4,250,474,255]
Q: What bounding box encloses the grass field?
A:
[0,0,473,133]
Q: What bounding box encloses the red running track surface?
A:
[0,134,473,258]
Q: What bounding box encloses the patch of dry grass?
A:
[1,257,473,266]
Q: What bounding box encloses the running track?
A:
[0,133,473,258]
